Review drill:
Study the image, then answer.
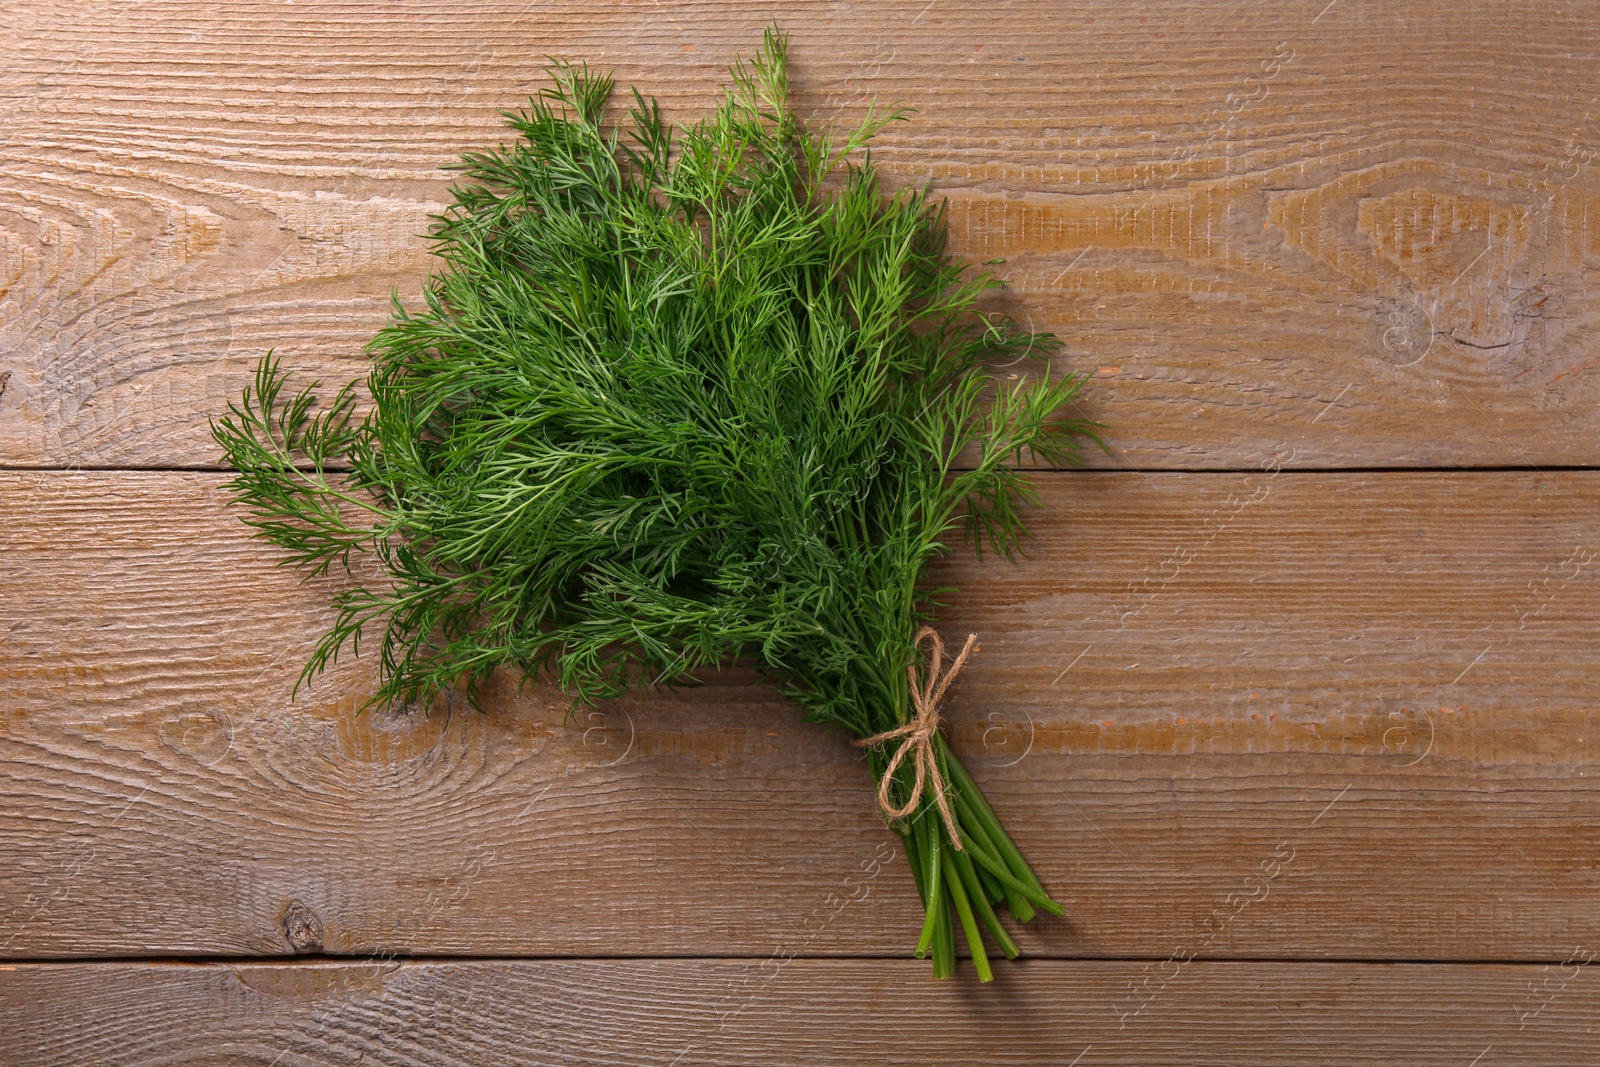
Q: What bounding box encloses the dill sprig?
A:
[213,26,1101,979]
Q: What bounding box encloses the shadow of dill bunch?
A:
[214,25,1101,980]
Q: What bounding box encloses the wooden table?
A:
[4,2,1600,1063]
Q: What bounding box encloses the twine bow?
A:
[854,626,979,850]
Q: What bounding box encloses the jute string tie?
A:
[854,626,978,850]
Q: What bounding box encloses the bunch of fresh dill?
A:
[213,27,1099,979]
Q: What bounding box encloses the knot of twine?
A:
[854,626,979,850]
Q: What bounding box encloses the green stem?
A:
[900,825,924,899]
[952,791,1056,916]
[941,846,992,982]
[955,795,1034,921]
[867,699,1059,975]
[951,846,1020,960]
[933,877,956,979]
[912,811,942,959]
[975,861,1005,905]
[941,738,1057,906]
[1005,882,1036,924]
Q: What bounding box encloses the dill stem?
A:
[940,845,992,982]
[911,812,943,959]
[951,791,1052,915]
[933,877,956,979]
[941,739,1060,913]
[978,866,1005,907]
[951,845,1020,960]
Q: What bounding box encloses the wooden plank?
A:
[4,470,1599,960]
[4,958,1599,1065]
[4,2,1600,468]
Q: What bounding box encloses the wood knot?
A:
[281,899,325,954]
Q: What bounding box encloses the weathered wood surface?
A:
[5,958,1598,1066]
[4,470,1598,961]
[6,0,1600,1060]
[4,1,1600,468]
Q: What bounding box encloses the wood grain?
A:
[4,469,1599,960]
[8,4,1600,1054]
[4,958,1598,1065]
[4,1,1600,468]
